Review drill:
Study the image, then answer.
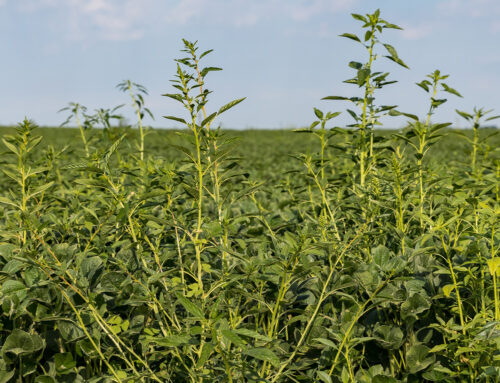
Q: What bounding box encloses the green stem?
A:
[441,236,466,333]
[128,84,145,161]
[359,28,375,188]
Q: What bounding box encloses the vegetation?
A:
[1,9,499,383]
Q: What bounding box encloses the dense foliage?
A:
[1,10,499,383]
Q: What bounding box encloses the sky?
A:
[1,0,499,129]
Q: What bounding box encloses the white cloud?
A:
[12,0,359,41]
[437,0,500,18]
[289,0,355,22]
[166,0,357,27]
[17,0,150,41]
[400,23,433,40]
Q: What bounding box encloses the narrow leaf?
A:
[164,116,187,125]
[442,83,462,98]
[322,96,349,101]
[455,109,473,121]
[218,97,246,115]
[176,294,204,318]
[339,33,361,43]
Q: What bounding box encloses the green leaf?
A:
[372,245,391,269]
[487,257,500,277]
[431,98,447,108]
[1,139,19,156]
[218,97,246,115]
[441,83,462,97]
[351,13,366,22]
[54,353,76,374]
[196,342,215,368]
[162,93,184,103]
[1,329,44,360]
[314,108,324,119]
[0,370,16,383]
[373,376,398,383]
[176,294,204,318]
[27,182,54,201]
[322,96,349,101]
[485,115,500,121]
[348,61,363,69]
[200,66,222,77]
[80,256,103,281]
[2,260,25,274]
[383,22,403,30]
[201,112,217,127]
[244,347,280,367]
[357,68,371,86]
[163,115,187,125]
[406,344,435,373]
[428,344,448,353]
[0,196,19,208]
[199,49,214,60]
[339,33,361,43]
[314,337,337,349]
[374,325,404,350]
[442,284,455,298]
[234,328,272,342]
[383,43,409,69]
[221,329,246,348]
[401,293,430,321]
[429,122,452,134]
[150,334,192,347]
[388,109,419,121]
[416,80,430,92]
[317,371,332,383]
[170,144,194,160]
[1,280,27,297]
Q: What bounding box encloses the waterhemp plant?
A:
[455,107,499,175]
[1,9,499,383]
[117,80,154,162]
[323,9,409,189]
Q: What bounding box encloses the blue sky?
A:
[1,0,499,129]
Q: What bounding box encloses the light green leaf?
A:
[443,284,455,298]
[317,371,332,383]
[0,196,19,208]
[487,258,500,277]
[27,182,54,201]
